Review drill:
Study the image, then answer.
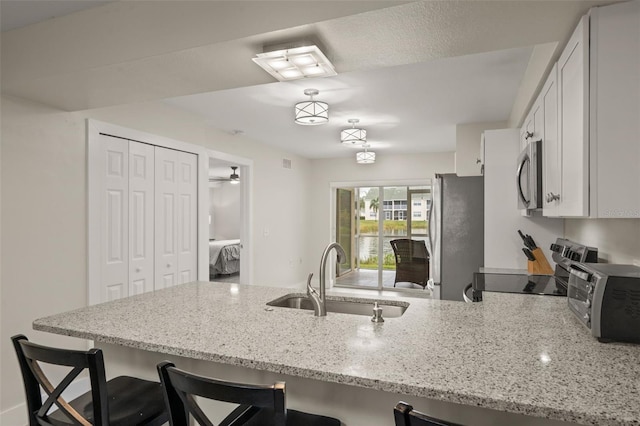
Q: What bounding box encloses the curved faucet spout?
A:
[318,242,347,315]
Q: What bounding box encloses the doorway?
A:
[206,149,252,286]
[334,183,431,291]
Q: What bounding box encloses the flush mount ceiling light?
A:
[229,166,240,184]
[341,119,367,145]
[294,89,329,125]
[252,44,337,82]
[356,144,376,164]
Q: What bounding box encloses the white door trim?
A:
[206,148,253,286]
[87,119,209,306]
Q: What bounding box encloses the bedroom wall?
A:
[0,94,313,421]
[209,183,241,240]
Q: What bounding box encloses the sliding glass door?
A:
[335,184,430,291]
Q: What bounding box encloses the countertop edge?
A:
[32,320,625,426]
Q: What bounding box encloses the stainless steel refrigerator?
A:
[428,174,484,301]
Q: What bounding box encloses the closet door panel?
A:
[177,152,198,284]
[129,141,155,295]
[100,135,129,302]
[155,147,179,289]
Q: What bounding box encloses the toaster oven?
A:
[568,263,640,343]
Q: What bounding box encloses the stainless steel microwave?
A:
[516,139,542,211]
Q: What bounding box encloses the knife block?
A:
[527,248,554,275]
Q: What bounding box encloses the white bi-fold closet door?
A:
[99,134,197,302]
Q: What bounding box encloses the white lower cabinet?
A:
[539,1,639,218]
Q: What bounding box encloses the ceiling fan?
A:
[209,166,240,184]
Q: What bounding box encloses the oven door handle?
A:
[516,155,530,207]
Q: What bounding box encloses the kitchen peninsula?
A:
[33,282,640,426]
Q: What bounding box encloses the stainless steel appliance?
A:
[550,238,598,286]
[428,174,484,301]
[516,139,542,211]
[567,263,640,343]
[469,237,598,302]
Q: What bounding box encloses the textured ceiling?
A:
[1,0,618,160]
[166,46,533,158]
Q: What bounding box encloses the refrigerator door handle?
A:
[427,192,434,255]
[429,177,441,285]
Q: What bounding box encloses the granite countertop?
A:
[33,282,640,426]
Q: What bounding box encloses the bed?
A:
[209,239,241,277]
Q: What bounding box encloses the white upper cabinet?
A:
[557,15,590,217]
[541,64,560,217]
[536,1,639,218]
[589,0,640,218]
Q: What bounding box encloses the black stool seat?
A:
[243,408,340,426]
[47,376,166,426]
[158,361,341,426]
[12,334,168,426]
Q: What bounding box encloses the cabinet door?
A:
[558,15,589,217]
[542,64,560,217]
[520,111,534,150]
[589,0,640,218]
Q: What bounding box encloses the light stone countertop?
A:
[33,282,640,426]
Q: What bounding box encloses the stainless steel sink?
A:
[267,294,408,318]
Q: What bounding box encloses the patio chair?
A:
[390,239,430,289]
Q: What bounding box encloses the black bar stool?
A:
[394,401,464,426]
[157,361,342,426]
[12,334,168,426]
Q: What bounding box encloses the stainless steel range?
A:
[470,238,598,302]
[549,238,599,288]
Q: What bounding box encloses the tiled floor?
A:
[335,268,428,290]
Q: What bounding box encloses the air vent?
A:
[282,158,292,169]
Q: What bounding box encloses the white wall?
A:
[209,184,241,240]
[0,95,313,420]
[565,219,640,264]
[308,152,456,282]
[483,129,564,270]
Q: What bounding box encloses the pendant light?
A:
[294,89,329,125]
[356,144,376,164]
[341,119,367,144]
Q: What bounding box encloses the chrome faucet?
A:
[307,242,346,317]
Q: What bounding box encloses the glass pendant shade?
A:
[294,100,329,125]
[356,150,376,164]
[341,128,367,144]
[294,89,329,125]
